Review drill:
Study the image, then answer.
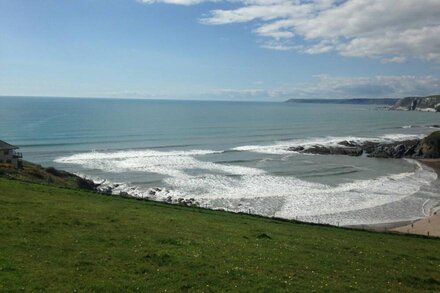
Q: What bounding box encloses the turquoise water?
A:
[1,97,439,225]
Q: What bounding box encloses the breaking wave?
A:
[55,139,438,226]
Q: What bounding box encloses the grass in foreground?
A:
[0,178,439,292]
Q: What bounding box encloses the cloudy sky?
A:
[1,0,440,101]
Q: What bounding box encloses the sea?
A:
[1,96,439,226]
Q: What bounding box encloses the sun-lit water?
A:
[1,96,439,225]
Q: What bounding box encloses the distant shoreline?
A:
[285,98,398,105]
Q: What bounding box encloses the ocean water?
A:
[1,96,439,226]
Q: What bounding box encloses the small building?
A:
[0,139,22,168]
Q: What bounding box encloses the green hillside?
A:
[1,178,439,292]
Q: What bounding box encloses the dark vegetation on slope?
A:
[0,160,98,190]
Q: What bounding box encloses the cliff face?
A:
[392,95,440,112]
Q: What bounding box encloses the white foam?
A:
[162,160,436,216]
[55,149,263,178]
[55,144,438,225]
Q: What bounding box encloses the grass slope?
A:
[1,178,439,292]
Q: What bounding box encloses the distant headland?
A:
[284,98,398,105]
[391,95,440,112]
[285,95,440,112]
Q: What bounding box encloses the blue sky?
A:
[1,0,440,101]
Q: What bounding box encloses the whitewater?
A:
[55,133,438,226]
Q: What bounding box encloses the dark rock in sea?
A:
[338,140,359,147]
[174,197,199,207]
[403,144,417,157]
[101,186,113,194]
[296,145,363,156]
[361,141,381,154]
[286,136,436,159]
[366,139,420,159]
[302,145,332,155]
[288,146,304,152]
[394,144,406,158]
[366,146,394,158]
[150,187,169,196]
[332,147,363,156]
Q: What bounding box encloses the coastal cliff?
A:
[391,95,440,112]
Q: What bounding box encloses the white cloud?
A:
[381,57,407,64]
[137,0,216,5]
[140,0,440,62]
[289,75,440,99]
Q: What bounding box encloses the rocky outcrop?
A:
[288,145,363,156]
[416,131,440,158]
[391,95,440,112]
[76,176,100,191]
[287,132,440,159]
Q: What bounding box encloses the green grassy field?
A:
[1,178,439,292]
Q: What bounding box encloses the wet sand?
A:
[391,159,440,237]
[392,213,440,237]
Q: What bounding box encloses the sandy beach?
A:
[392,213,440,237]
[391,159,440,237]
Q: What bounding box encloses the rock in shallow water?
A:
[304,145,363,156]
[286,132,440,159]
[366,139,420,159]
[288,144,363,156]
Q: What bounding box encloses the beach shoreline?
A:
[389,159,440,237]
[366,159,440,237]
[74,157,440,237]
[345,159,440,237]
